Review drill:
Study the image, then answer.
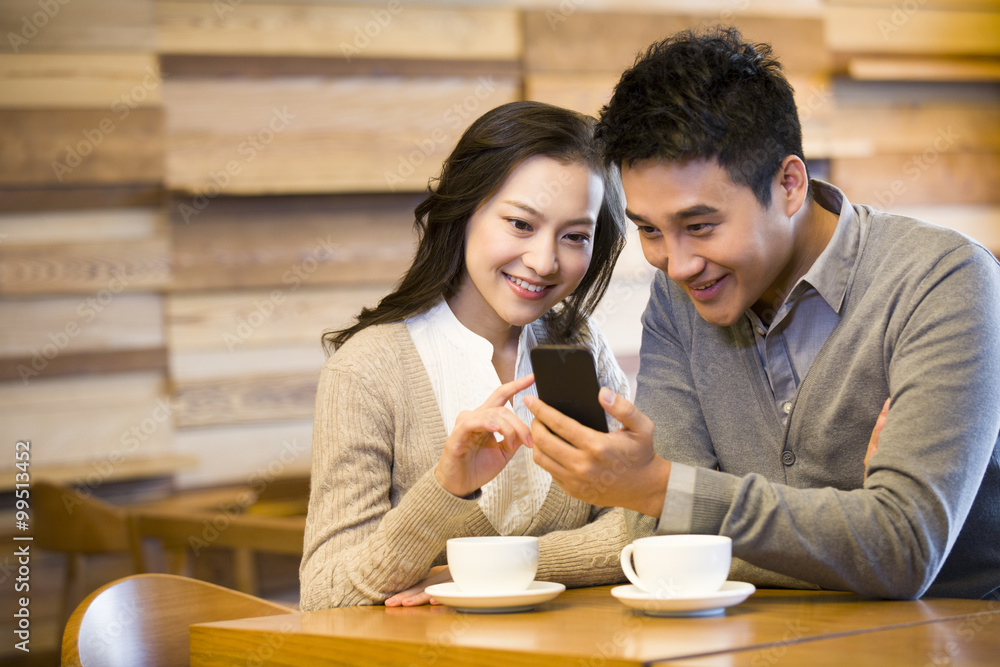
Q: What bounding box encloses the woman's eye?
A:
[509,218,532,231]
[565,233,591,244]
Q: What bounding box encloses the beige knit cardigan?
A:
[299,318,629,610]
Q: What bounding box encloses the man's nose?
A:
[664,244,704,284]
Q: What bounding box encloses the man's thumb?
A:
[599,387,642,430]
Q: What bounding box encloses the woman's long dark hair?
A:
[323,100,626,353]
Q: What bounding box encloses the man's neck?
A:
[753,197,839,323]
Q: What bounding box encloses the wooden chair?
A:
[32,481,145,633]
[243,473,310,517]
[61,573,294,667]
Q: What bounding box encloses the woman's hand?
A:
[434,374,535,498]
[384,565,452,607]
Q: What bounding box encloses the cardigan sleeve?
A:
[299,357,480,610]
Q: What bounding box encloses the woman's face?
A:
[449,155,603,339]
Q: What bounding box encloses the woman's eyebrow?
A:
[502,199,597,227]
[501,200,544,218]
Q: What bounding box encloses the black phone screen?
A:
[530,345,609,433]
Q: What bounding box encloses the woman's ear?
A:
[777,155,809,217]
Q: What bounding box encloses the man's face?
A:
[621,158,796,327]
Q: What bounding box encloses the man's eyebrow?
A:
[625,204,718,224]
[625,208,648,223]
[673,204,717,221]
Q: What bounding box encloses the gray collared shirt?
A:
[747,183,859,424]
[657,180,861,534]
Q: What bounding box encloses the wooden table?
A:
[0,453,198,492]
[189,586,1000,666]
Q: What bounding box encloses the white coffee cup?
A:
[447,536,539,593]
[620,535,731,598]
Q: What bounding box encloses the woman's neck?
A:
[490,336,520,384]
[444,294,522,384]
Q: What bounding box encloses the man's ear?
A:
[776,155,809,217]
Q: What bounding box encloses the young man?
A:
[526,27,1000,600]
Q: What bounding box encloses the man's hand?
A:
[864,398,890,482]
[525,387,670,517]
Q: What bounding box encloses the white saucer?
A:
[424,581,566,613]
[611,581,756,617]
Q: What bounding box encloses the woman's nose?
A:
[523,237,558,277]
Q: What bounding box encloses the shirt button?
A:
[781,450,796,466]
[757,326,766,336]
[782,401,793,414]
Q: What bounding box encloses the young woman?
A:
[299,101,630,610]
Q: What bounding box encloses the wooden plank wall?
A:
[1,0,998,491]
[0,0,171,487]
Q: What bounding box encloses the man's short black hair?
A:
[596,26,806,207]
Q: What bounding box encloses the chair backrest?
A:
[244,473,310,517]
[62,573,294,667]
[32,481,134,554]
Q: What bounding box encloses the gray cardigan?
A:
[635,183,1000,599]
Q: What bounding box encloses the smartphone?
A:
[529,345,609,432]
